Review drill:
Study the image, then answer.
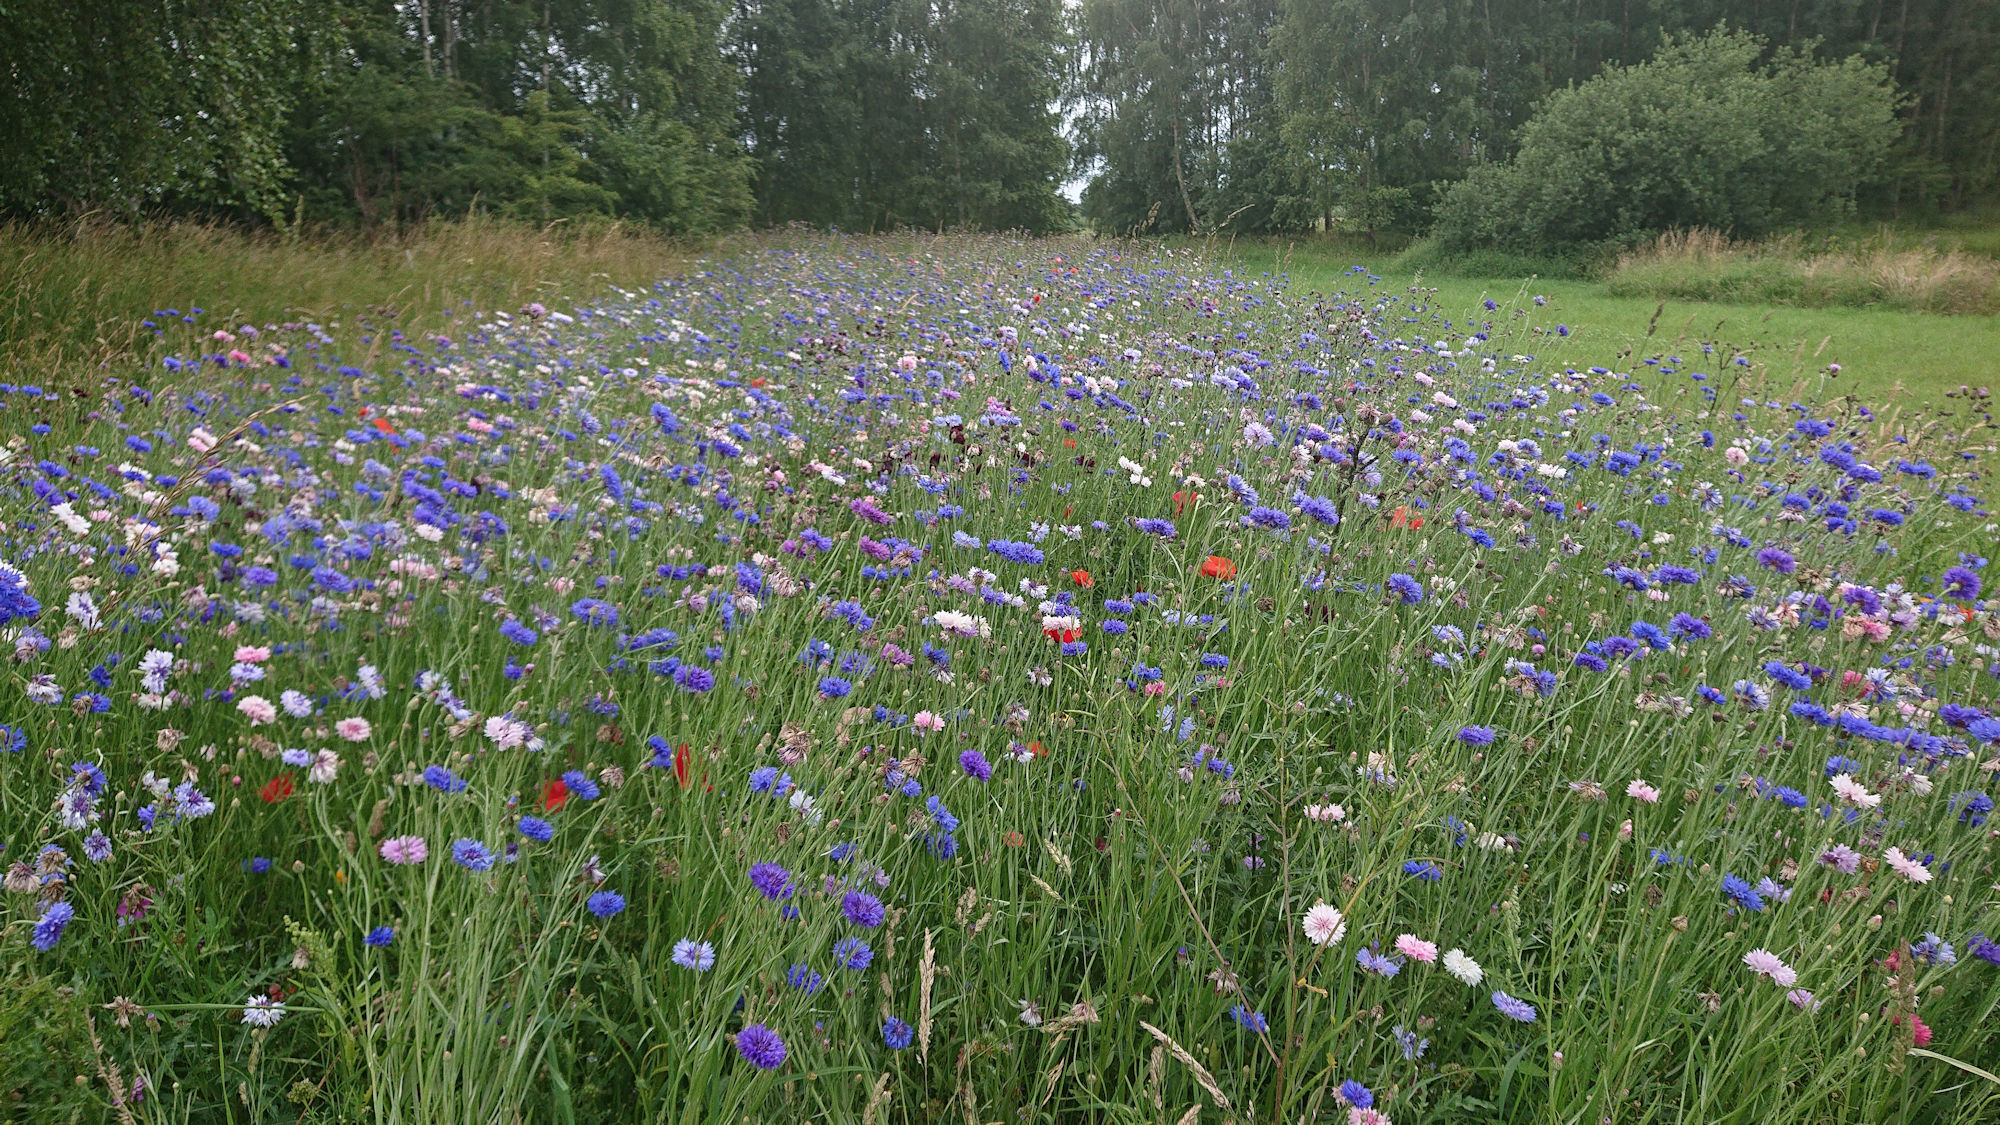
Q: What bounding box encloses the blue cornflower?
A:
[842,891,886,928]
[1339,1080,1374,1108]
[1357,947,1400,977]
[1403,860,1443,882]
[423,765,468,793]
[364,925,394,948]
[749,862,796,900]
[451,839,496,871]
[560,770,600,800]
[787,963,825,994]
[518,816,555,841]
[1491,991,1538,1022]
[882,1016,914,1049]
[499,620,538,645]
[1721,873,1766,912]
[833,937,874,970]
[1457,725,1496,746]
[1229,1005,1268,1032]
[736,1024,786,1070]
[1386,574,1424,604]
[586,890,626,918]
[31,901,74,951]
[959,750,993,781]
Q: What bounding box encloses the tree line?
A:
[2,0,1993,243]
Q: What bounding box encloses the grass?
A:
[1604,229,2000,316]
[2,229,1997,1124]
[0,216,690,379]
[1199,237,2000,408]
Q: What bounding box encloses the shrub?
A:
[1434,29,1898,255]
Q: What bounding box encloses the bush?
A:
[1434,29,1898,255]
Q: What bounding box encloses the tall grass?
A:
[1605,228,2000,314]
[0,216,691,378]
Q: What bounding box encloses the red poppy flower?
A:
[1070,569,1093,588]
[372,418,397,435]
[259,773,294,803]
[672,743,693,789]
[1389,506,1425,530]
[1044,627,1079,644]
[542,778,569,812]
[1172,490,1201,517]
[1199,555,1236,580]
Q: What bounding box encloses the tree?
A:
[1073,0,1285,235]
[736,0,1070,232]
[1432,29,1900,254]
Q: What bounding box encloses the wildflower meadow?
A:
[3,234,1996,1124]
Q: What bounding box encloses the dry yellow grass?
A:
[1609,227,1999,314]
[0,216,691,380]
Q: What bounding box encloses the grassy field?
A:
[2,226,1996,1124]
[1201,239,2000,409]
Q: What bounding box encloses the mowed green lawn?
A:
[1204,242,2000,408]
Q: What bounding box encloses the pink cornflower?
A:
[1394,934,1438,963]
[234,646,272,664]
[1626,778,1660,803]
[1787,988,1820,1011]
[913,710,945,733]
[237,695,277,725]
[1303,803,1346,823]
[1829,773,1881,809]
[1882,847,1932,884]
[335,718,372,742]
[379,836,428,865]
[1348,1109,1392,1125]
[1301,902,1347,946]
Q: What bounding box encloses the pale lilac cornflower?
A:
[1743,948,1798,987]
[1491,991,1537,1022]
[672,939,716,972]
[1819,844,1860,874]
[241,996,286,1027]
[237,696,277,725]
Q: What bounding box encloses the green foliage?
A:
[0,969,101,1114]
[1433,30,1899,255]
[0,0,303,223]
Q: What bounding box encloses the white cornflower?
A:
[1442,948,1483,986]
